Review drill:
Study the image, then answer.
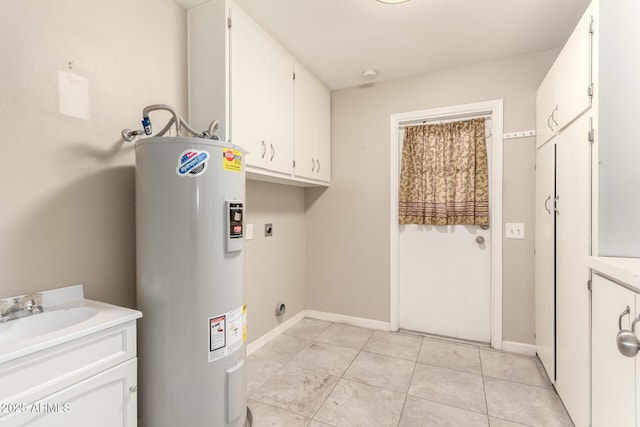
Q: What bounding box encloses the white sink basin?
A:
[0,305,98,345]
[0,284,142,364]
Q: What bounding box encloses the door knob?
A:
[476,236,485,245]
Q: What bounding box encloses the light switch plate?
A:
[505,223,525,239]
[245,224,253,240]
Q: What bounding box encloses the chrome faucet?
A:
[0,293,43,322]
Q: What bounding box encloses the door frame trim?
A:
[389,99,504,350]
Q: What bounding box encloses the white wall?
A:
[306,49,558,344]
[597,1,640,257]
[0,0,187,307]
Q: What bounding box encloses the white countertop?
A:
[0,285,142,364]
[587,256,640,291]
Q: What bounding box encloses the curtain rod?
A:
[399,114,492,128]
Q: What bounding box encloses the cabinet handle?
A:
[619,306,631,331]
[554,195,559,215]
[311,158,315,172]
[544,195,551,214]
[270,144,274,161]
[617,308,640,358]
[317,159,321,173]
[551,106,559,126]
[547,114,554,131]
[129,385,138,393]
[261,141,266,159]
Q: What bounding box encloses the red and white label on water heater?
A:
[208,304,246,363]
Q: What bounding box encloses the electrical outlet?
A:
[265,223,273,237]
[505,223,525,239]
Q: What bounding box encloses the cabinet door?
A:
[261,39,294,175]
[294,65,317,179]
[554,113,591,427]
[1,359,137,427]
[315,85,331,182]
[230,4,294,174]
[536,66,557,148]
[294,65,330,182]
[554,3,593,129]
[592,274,636,427]
[534,139,555,381]
[230,4,267,167]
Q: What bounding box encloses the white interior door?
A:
[398,126,492,343]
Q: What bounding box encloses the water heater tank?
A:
[135,136,248,426]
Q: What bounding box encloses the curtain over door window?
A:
[398,118,489,225]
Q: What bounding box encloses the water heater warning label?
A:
[223,149,242,172]
[177,149,209,177]
[208,304,247,363]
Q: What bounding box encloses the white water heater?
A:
[135,136,248,427]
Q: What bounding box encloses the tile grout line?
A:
[478,346,491,426]
[396,336,425,426]
[306,321,344,426]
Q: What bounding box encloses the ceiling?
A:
[177,0,591,90]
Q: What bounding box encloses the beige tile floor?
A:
[247,318,574,427]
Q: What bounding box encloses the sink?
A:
[0,305,98,344]
[0,284,142,364]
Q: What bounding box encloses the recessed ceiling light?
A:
[377,0,410,4]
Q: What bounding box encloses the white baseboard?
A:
[246,311,305,356]
[502,340,537,356]
[304,310,390,331]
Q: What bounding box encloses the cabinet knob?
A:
[129,385,138,393]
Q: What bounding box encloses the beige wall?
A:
[306,49,559,344]
[0,0,187,308]
[245,181,307,342]
[0,1,308,346]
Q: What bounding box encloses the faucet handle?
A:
[21,293,43,311]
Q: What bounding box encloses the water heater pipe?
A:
[121,104,220,142]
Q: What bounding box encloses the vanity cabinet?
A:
[592,273,637,427]
[0,321,138,427]
[188,0,331,186]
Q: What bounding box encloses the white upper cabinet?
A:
[554,5,594,129]
[536,64,558,147]
[294,65,331,183]
[536,1,594,148]
[230,4,294,175]
[188,0,331,186]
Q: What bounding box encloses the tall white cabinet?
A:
[187,0,331,186]
[534,2,595,427]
